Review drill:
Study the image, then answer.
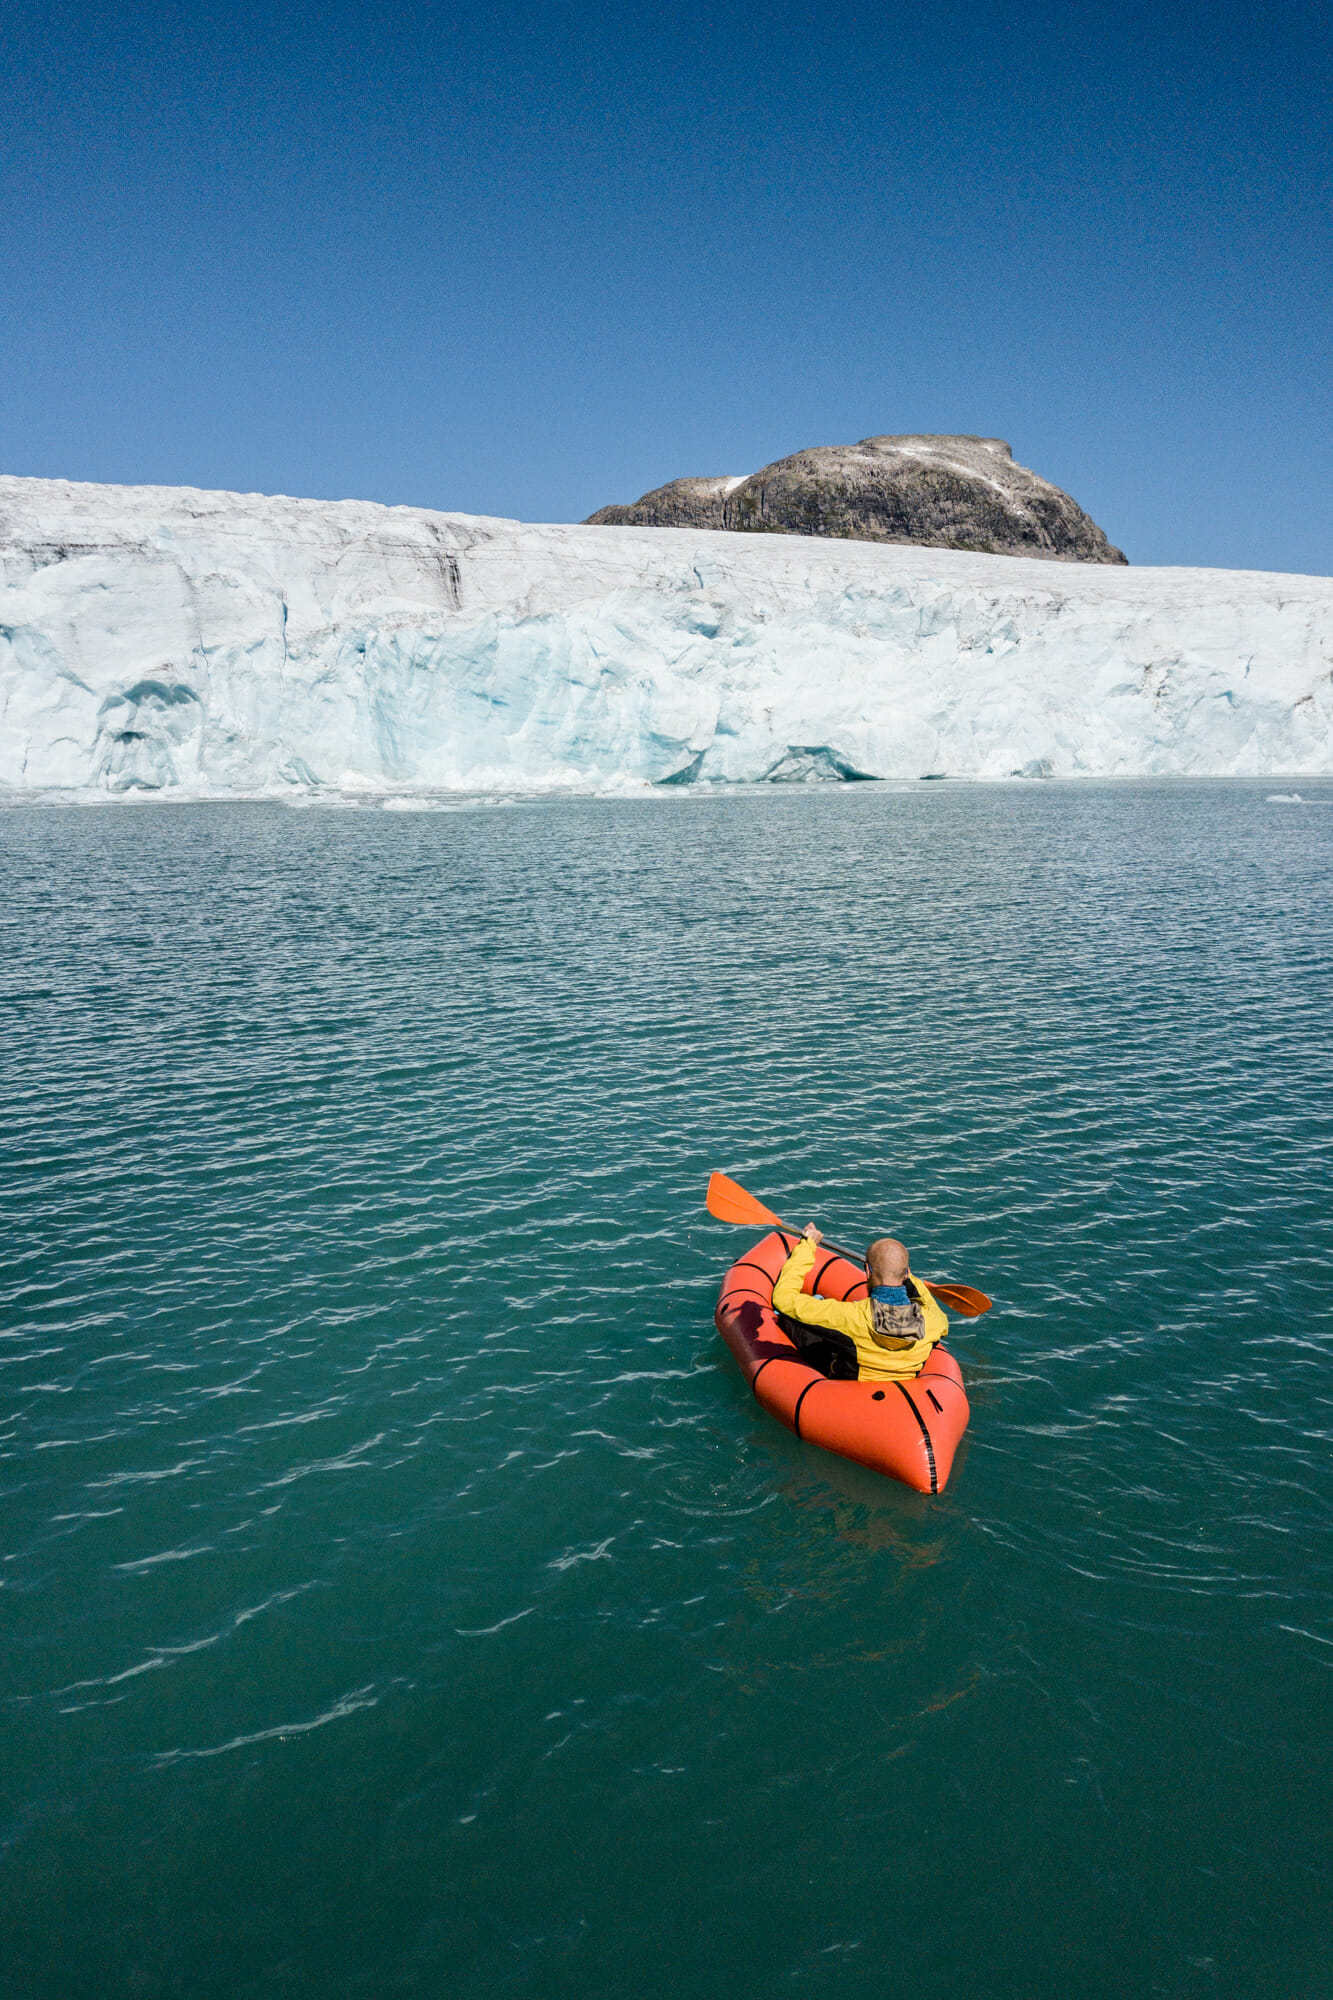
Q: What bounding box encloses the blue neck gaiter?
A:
[870,1284,909,1305]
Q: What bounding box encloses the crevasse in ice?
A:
[2,475,1331,794]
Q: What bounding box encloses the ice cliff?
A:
[2,475,1331,796]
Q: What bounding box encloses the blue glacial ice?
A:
[2,475,1331,796]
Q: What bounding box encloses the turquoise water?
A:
[3,782,1331,2000]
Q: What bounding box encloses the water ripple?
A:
[2,781,1332,1997]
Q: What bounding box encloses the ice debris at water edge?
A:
[2,475,1331,796]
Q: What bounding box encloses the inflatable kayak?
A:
[715,1230,970,1494]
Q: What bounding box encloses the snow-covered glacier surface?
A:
[3,475,1332,796]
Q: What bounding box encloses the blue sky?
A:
[3,0,1330,571]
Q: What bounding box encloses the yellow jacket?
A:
[771,1237,948,1383]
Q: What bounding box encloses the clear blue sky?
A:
[3,0,1330,571]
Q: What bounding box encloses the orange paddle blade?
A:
[923,1282,993,1317]
[705,1172,785,1229]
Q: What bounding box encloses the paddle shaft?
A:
[781,1228,862,1268]
[704,1172,992,1315]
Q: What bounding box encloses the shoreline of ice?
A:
[3,473,1331,797]
[7,776,1331,819]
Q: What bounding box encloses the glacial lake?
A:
[3,780,1331,2000]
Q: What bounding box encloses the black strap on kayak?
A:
[791,1378,822,1439]
[895,1383,938,1494]
[727,1259,784,1291]
[810,1253,841,1295]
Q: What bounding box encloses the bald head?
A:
[866,1237,909,1287]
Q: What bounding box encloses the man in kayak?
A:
[771,1224,948,1382]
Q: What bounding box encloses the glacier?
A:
[2,474,1331,797]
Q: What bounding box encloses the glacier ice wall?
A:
[2,475,1332,795]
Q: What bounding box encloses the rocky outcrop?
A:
[585,435,1127,564]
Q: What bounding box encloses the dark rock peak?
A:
[585,434,1126,564]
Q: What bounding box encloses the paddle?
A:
[705,1171,993,1317]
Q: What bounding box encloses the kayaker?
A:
[771,1224,948,1383]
